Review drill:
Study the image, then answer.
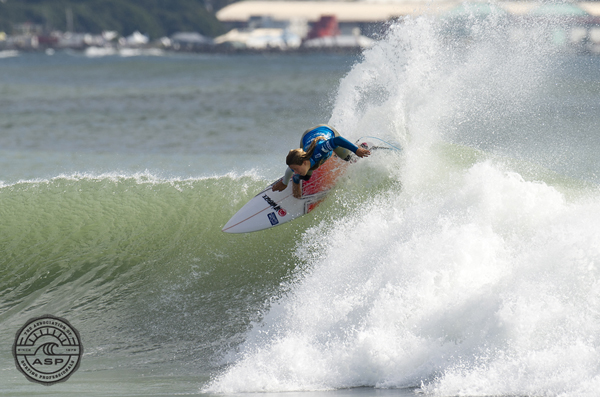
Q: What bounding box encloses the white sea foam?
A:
[208,154,600,394]
[206,13,600,396]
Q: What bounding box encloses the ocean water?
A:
[3,12,600,397]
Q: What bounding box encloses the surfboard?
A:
[222,137,400,234]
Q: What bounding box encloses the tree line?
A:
[0,0,239,38]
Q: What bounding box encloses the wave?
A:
[3,9,600,396]
[0,171,315,371]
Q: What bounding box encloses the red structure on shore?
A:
[306,15,340,39]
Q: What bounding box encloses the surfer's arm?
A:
[292,182,301,198]
[282,167,294,185]
[272,167,294,192]
[332,136,359,152]
[323,136,370,158]
[272,177,303,198]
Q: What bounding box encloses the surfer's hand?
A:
[356,147,371,158]
[292,182,302,198]
[272,180,287,192]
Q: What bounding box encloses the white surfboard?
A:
[221,180,327,233]
[222,137,400,234]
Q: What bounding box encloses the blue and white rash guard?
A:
[282,125,359,186]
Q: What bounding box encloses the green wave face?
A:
[0,173,317,374]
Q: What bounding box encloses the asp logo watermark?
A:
[13,315,83,385]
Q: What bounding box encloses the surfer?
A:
[272,124,370,198]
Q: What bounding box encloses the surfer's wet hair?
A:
[286,137,325,166]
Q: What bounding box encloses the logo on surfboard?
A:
[13,315,83,385]
[267,212,279,225]
[262,194,287,217]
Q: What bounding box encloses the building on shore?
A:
[217,1,600,30]
[216,1,600,52]
[216,1,446,38]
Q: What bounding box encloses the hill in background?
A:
[0,0,235,38]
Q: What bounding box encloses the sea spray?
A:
[206,11,600,396]
[207,156,600,395]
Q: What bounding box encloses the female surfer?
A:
[271,124,370,198]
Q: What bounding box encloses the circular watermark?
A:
[13,315,83,385]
